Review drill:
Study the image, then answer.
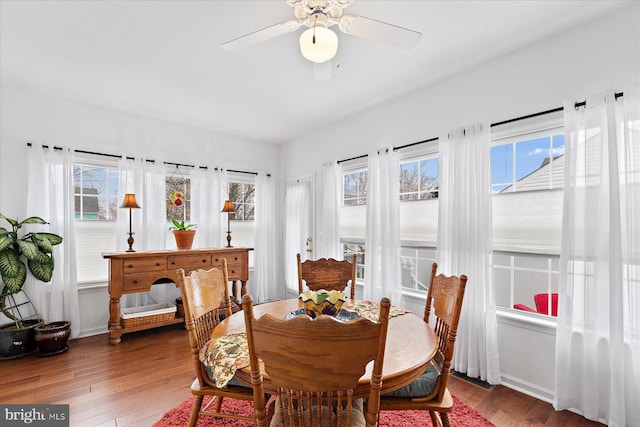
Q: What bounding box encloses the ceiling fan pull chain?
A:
[312,14,317,44]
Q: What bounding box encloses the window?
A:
[343,169,367,205]
[73,161,119,284]
[491,110,564,315]
[342,242,365,280]
[399,157,439,200]
[493,252,559,317]
[400,247,436,291]
[341,242,436,293]
[229,181,255,221]
[491,135,565,193]
[74,164,119,220]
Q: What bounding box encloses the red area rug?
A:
[153,395,495,426]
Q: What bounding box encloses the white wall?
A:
[0,86,283,337]
[280,4,640,402]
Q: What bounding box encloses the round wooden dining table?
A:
[211,298,438,398]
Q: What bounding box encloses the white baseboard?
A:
[500,373,554,404]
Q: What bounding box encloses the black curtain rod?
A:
[227,168,272,177]
[393,137,439,152]
[491,91,624,128]
[337,136,439,164]
[337,153,368,165]
[27,143,269,175]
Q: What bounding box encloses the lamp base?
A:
[126,233,135,252]
[226,231,233,248]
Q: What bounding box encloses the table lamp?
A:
[221,200,235,248]
[119,193,141,252]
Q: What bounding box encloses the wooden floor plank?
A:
[0,324,602,426]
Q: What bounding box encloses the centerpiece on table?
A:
[299,289,346,318]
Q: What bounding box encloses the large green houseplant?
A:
[0,214,63,358]
[0,214,63,318]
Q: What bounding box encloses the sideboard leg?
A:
[108,297,123,345]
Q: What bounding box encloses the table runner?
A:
[199,301,409,387]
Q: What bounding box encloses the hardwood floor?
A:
[0,324,601,427]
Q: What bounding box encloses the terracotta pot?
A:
[173,230,196,250]
[35,321,71,356]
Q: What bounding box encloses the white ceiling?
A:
[0,1,628,143]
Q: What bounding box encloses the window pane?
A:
[493,252,559,317]
[492,133,564,193]
[74,164,118,220]
[399,157,439,201]
[491,144,513,192]
[343,243,365,280]
[229,181,255,221]
[400,161,419,194]
[343,171,367,205]
[515,137,551,182]
[493,267,511,308]
[420,158,439,199]
[400,247,436,291]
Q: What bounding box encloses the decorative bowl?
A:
[299,289,346,318]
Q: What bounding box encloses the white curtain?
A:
[363,147,402,305]
[191,167,228,248]
[117,158,168,306]
[437,123,500,384]
[316,161,342,259]
[284,181,310,293]
[554,89,640,426]
[24,146,80,338]
[254,173,279,303]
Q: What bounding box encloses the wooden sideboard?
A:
[103,247,252,345]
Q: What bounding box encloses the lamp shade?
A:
[221,200,235,213]
[119,193,140,209]
[299,26,338,63]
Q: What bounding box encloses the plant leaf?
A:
[38,232,63,246]
[28,257,53,283]
[17,240,39,260]
[0,249,27,292]
[0,214,18,227]
[0,233,14,252]
[19,216,49,226]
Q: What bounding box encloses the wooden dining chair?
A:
[297,253,358,299]
[242,293,390,427]
[176,260,255,427]
[379,262,467,427]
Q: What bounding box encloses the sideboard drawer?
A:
[212,255,244,278]
[168,255,212,271]
[123,258,165,274]
[123,273,154,292]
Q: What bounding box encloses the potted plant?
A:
[0,214,66,358]
[169,219,197,250]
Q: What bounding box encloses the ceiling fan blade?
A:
[338,14,421,49]
[221,20,301,52]
[313,60,333,82]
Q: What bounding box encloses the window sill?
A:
[497,307,557,335]
[78,281,108,290]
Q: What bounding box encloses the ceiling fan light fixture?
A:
[299,26,338,63]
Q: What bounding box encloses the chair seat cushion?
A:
[204,364,247,388]
[382,363,439,398]
[270,396,365,427]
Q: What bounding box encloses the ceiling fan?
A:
[221,0,422,80]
